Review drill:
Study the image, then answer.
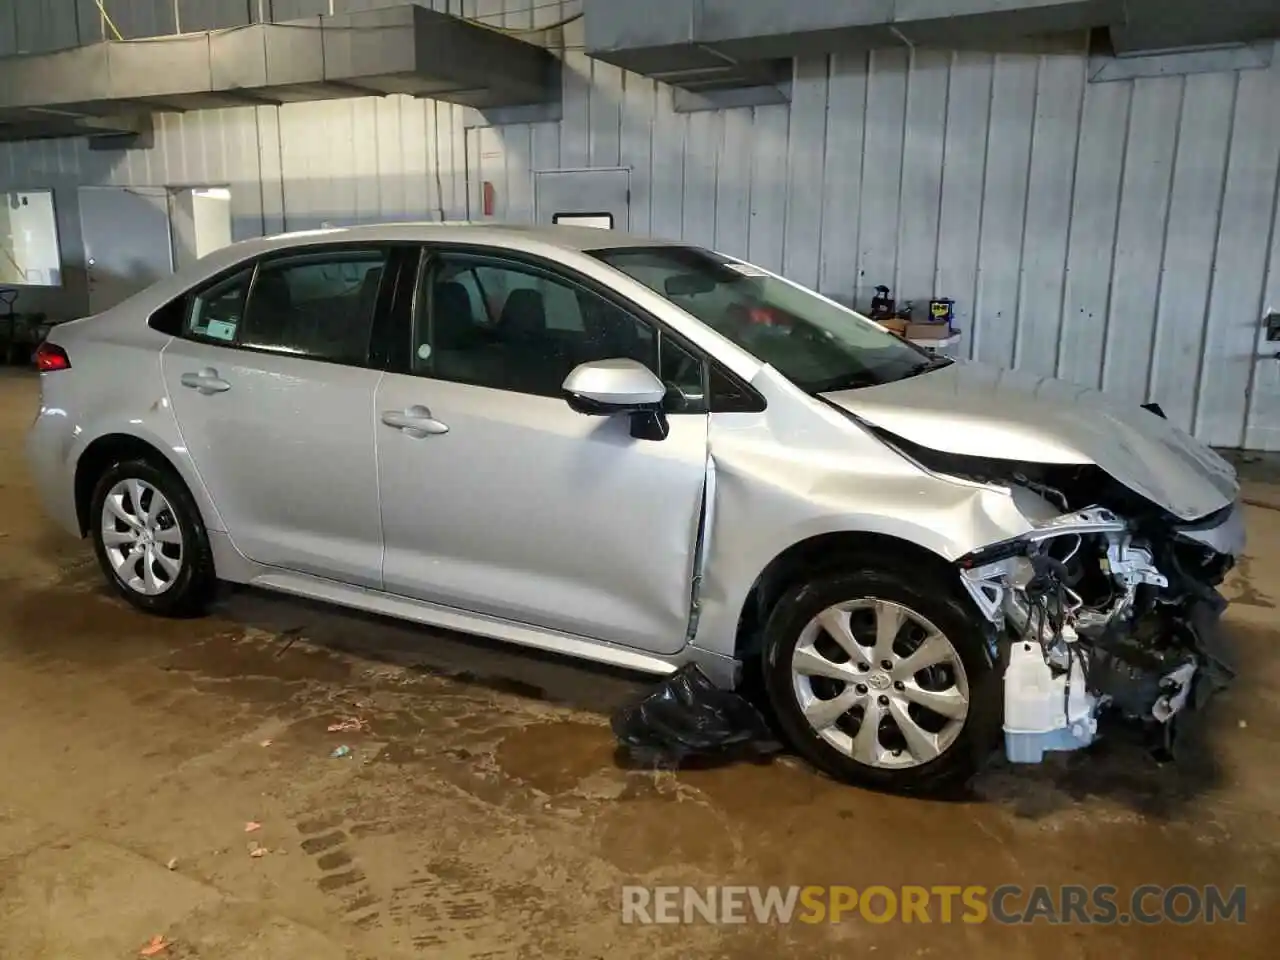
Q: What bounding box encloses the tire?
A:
[760,560,1000,795]
[89,457,216,618]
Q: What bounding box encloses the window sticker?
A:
[725,261,769,278]
[205,319,237,342]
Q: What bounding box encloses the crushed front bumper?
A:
[957,503,1239,764]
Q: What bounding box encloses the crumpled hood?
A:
[823,360,1238,521]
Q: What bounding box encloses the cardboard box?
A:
[881,317,908,335]
[905,321,952,341]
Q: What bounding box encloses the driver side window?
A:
[416,253,707,411]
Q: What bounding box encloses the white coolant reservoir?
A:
[1004,641,1098,763]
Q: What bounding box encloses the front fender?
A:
[691,447,1056,660]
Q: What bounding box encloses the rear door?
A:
[374,245,710,654]
[160,245,400,588]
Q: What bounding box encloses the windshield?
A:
[592,246,945,392]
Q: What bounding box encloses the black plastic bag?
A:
[611,664,780,766]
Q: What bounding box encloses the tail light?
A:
[34,341,71,372]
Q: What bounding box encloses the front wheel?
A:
[89,458,216,617]
[760,563,1000,794]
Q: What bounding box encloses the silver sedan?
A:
[26,224,1243,793]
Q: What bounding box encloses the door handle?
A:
[180,368,231,395]
[381,405,449,438]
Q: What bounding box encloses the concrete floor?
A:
[0,369,1277,959]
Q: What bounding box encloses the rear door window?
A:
[188,268,252,343]
[241,250,388,365]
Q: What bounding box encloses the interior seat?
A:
[498,289,570,394]
[431,280,503,384]
[325,265,383,364]
[247,270,295,348]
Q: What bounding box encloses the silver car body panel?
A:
[375,371,708,655]
[824,360,1239,521]
[1175,500,1247,558]
[160,336,387,589]
[25,224,1243,722]
[26,313,230,540]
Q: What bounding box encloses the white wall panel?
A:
[973,54,1037,368]
[1202,67,1280,446]
[618,75,654,234]
[682,110,720,250]
[589,61,624,168]
[896,49,948,312]
[1245,58,1280,451]
[782,58,829,290]
[817,53,868,304]
[715,107,753,261]
[4,0,1280,448]
[858,49,909,308]
[1056,78,1129,388]
[1016,52,1085,377]
[1149,72,1235,434]
[934,51,992,357]
[649,86,687,244]
[1102,76,1182,406]
[560,52,592,169]
[746,103,788,273]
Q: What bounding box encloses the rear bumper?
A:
[25,394,80,538]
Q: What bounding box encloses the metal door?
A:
[79,187,174,314]
[161,337,387,588]
[376,372,708,655]
[1244,310,1280,450]
[534,169,631,231]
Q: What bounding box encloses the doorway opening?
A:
[169,186,234,269]
[78,185,235,315]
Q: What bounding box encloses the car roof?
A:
[255,221,680,254]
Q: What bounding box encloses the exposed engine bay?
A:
[938,451,1242,763]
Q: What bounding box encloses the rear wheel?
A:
[89,458,215,617]
[761,562,1000,794]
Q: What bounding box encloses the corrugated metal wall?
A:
[3,0,1280,448]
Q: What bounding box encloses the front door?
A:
[160,246,392,587]
[534,169,631,232]
[376,247,709,654]
[79,187,174,314]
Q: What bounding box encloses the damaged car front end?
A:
[820,357,1246,770]
[952,465,1242,763]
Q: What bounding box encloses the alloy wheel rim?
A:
[101,478,185,596]
[791,598,970,770]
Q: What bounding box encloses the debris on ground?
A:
[139,934,170,957]
[330,745,352,759]
[248,841,267,858]
[611,663,780,767]
[327,717,368,733]
[259,738,274,747]
[274,626,305,658]
[164,857,178,871]
[244,821,262,833]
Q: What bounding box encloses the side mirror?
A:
[562,358,670,441]
[562,358,667,410]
